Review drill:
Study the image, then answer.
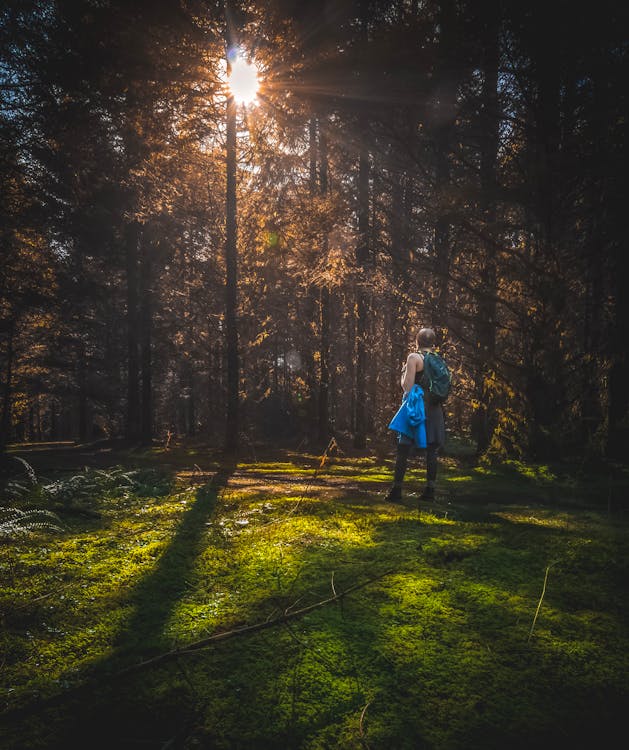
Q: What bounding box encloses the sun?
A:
[228,56,260,105]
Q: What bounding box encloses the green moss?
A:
[1,451,628,749]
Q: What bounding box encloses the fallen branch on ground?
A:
[117,568,394,677]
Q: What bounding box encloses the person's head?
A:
[416,327,436,349]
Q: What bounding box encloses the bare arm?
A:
[401,352,422,393]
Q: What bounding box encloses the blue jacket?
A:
[388,385,427,448]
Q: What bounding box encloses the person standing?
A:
[385,327,446,504]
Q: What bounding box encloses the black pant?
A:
[426,442,438,482]
[393,436,439,487]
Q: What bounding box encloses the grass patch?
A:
[1,449,628,749]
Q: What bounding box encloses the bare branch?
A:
[116,569,395,677]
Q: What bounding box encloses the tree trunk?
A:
[182,356,195,436]
[607,278,629,459]
[181,255,196,437]
[49,400,58,441]
[0,318,14,452]
[125,221,141,441]
[36,393,42,442]
[525,7,564,457]
[389,161,410,395]
[472,2,500,454]
[318,286,331,443]
[303,116,319,443]
[582,220,604,447]
[354,144,370,449]
[224,87,239,453]
[602,82,629,457]
[77,338,88,443]
[318,122,332,444]
[432,0,458,331]
[346,299,356,435]
[140,237,153,445]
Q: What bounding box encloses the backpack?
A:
[419,351,452,405]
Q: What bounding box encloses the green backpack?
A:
[420,351,452,405]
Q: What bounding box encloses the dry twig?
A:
[528,562,555,642]
[359,700,373,749]
[117,569,394,677]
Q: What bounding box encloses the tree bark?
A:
[525,7,564,457]
[432,0,458,331]
[49,400,58,441]
[303,116,319,443]
[224,87,239,453]
[602,77,629,457]
[354,144,370,449]
[318,123,332,444]
[472,2,500,454]
[0,319,14,452]
[389,161,410,395]
[139,236,153,445]
[607,283,629,459]
[77,338,88,443]
[125,221,141,441]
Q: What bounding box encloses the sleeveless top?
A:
[414,350,429,385]
[413,352,446,446]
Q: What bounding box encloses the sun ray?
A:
[228,55,260,105]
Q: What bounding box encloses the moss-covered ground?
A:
[1,442,628,749]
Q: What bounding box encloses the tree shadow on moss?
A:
[3,477,628,750]
[0,456,236,748]
[110,456,237,659]
[161,509,628,750]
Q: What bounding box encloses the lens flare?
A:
[228,56,260,105]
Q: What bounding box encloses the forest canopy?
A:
[1,0,627,460]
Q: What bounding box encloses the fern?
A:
[3,458,171,514]
[11,455,38,485]
[0,507,64,540]
[4,480,30,499]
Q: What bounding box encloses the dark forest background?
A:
[1,0,627,461]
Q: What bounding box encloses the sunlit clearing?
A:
[228,58,260,105]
